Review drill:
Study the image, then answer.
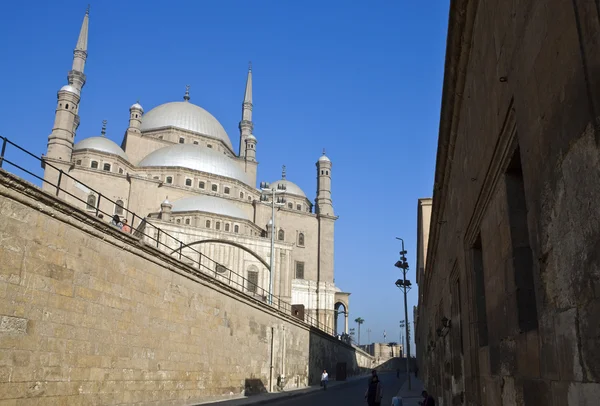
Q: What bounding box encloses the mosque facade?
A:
[41,10,349,333]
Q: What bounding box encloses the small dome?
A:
[60,85,79,95]
[318,154,331,163]
[246,134,257,141]
[140,101,232,150]
[269,179,306,198]
[161,198,171,206]
[74,137,129,161]
[138,144,250,185]
[130,102,143,112]
[171,195,250,221]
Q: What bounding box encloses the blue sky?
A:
[0,1,449,351]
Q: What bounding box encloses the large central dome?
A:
[140,101,233,150]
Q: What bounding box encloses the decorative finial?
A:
[282,165,286,180]
[183,85,190,101]
[101,120,107,136]
[248,61,252,72]
[86,4,90,15]
[322,148,326,155]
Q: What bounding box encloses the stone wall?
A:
[0,171,369,405]
[417,1,600,406]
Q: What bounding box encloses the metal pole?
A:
[269,189,275,305]
[401,239,412,390]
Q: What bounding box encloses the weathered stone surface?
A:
[0,171,372,404]
[416,0,600,405]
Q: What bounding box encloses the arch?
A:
[298,232,305,246]
[278,229,285,241]
[334,301,349,336]
[170,238,271,271]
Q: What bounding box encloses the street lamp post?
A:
[259,181,286,305]
[395,237,412,390]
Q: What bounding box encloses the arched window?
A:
[207,144,213,149]
[114,200,124,216]
[234,225,239,233]
[225,223,230,232]
[91,161,98,169]
[216,221,221,230]
[247,268,259,293]
[326,170,329,175]
[76,160,82,165]
[193,141,199,145]
[118,168,124,174]
[176,219,181,224]
[199,181,205,189]
[179,137,185,144]
[298,233,305,246]
[278,229,285,241]
[211,184,218,192]
[321,170,324,175]
[103,163,111,172]
[166,176,173,184]
[86,194,96,210]
[224,187,230,194]
[288,202,293,209]
[65,103,69,110]
[297,204,302,210]
[240,192,244,199]
[205,220,211,228]
[185,218,190,225]
[185,179,192,186]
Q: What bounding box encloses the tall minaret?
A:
[238,62,253,157]
[315,149,337,329]
[46,7,89,165]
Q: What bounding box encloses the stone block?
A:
[0,316,28,335]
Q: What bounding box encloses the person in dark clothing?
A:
[419,390,435,406]
[364,373,383,406]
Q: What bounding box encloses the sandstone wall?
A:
[417,1,600,405]
[0,171,368,405]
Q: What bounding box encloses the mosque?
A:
[41,9,350,333]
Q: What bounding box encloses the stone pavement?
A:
[194,373,371,405]
[394,374,425,406]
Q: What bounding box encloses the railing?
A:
[0,135,335,336]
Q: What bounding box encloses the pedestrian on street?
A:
[364,370,383,406]
[321,369,329,390]
[419,390,435,406]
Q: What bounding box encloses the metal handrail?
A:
[0,136,335,336]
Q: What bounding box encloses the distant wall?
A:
[0,171,371,405]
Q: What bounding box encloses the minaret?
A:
[239,62,253,157]
[315,149,334,216]
[128,101,143,133]
[46,7,89,165]
[315,149,337,329]
[245,134,257,161]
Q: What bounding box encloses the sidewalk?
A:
[193,373,370,405]
[394,374,424,406]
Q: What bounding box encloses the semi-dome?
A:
[138,144,250,185]
[270,179,307,198]
[171,195,250,221]
[73,137,129,161]
[140,101,233,150]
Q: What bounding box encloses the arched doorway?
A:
[334,301,349,336]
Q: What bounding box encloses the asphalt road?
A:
[267,372,406,406]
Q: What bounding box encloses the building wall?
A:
[417,1,600,406]
[0,171,368,404]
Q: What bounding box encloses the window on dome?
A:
[158,136,163,140]
[288,202,293,209]
[216,222,221,230]
[179,137,185,144]
[240,192,244,199]
[278,229,285,241]
[224,187,230,194]
[185,179,192,187]
[86,194,96,210]
[91,161,98,169]
[207,144,213,149]
[298,233,305,246]
[199,181,205,189]
[297,204,302,210]
[76,160,82,165]
[211,184,218,192]
[114,200,124,216]
[225,223,230,232]
[248,196,252,201]
[205,220,211,228]
[234,225,239,233]
[153,176,159,180]
[185,218,190,225]
[118,168,124,174]
[166,176,173,184]
[193,141,198,145]
[176,219,181,224]
[103,163,111,172]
